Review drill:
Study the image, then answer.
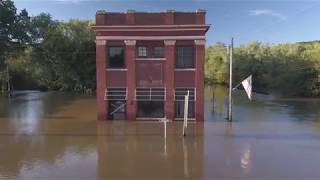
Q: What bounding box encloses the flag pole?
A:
[228,38,234,122]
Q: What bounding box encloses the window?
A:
[108,47,125,68]
[136,88,165,118]
[175,101,195,118]
[138,47,147,57]
[108,100,126,120]
[106,88,127,120]
[176,46,194,68]
[153,47,164,58]
[174,88,195,118]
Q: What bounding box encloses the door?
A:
[108,100,126,120]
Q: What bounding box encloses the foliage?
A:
[1,1,96,93]
[205,41,320,97]
[25,19,96,92]
[205,42,228,85]
[0,0,31,93]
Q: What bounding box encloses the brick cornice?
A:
[124,40,136,46]
[164,40,176,46]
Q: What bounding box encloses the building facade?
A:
[92,10,210,121]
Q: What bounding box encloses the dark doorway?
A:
[137,101,164,118]
[108,100,126,120]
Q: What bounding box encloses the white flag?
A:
[241,75,252,100]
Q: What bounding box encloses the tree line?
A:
[205,41,320,97]
[1,0,320,97]
[1,0,96,94]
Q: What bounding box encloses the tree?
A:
[0,0,31,93]
[205,41,320,97]
[29,19,96,92]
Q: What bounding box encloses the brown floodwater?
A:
[0,87,320,179]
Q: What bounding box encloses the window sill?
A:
[136,58,166,61]
[106,68,128,71]
[174,68,196,71]
[174,118,196,121]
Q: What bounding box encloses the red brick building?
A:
[92,10,210,121]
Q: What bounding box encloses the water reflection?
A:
[206,85,320,124]
[0,88,320,179]
[97,122,204,179]
[0,91,97,179]
[240,144,251,174]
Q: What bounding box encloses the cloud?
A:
[249,9,286,21]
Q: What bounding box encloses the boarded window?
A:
[176,46,194,68]
[108,47,125,68]
[136,62,164,86]
[108,100,126,120]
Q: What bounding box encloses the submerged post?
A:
[228,38,234,121]
[183,91,190,136]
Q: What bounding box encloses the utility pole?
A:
[6,64,11,97]
[228,38,234,121]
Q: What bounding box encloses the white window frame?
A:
[138,46,147,57]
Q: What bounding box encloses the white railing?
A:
[104,88,127,100]
[135,88,166,101]
[174,88,196,101]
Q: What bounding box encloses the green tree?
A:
[205,42,228,85]
[205,41,320,97]
[0,0,31,93]
[29,19,96,93]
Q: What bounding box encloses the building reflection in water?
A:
[97,121,204,179]
[240,144,251,174]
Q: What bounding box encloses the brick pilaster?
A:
[195,39,206,121]
[196,9,206,24]
[165,10,175,25]
[125,40,137,121]
[96,39,107,120]
[164,40,176,120]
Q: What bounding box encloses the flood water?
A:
[0,87,320,179]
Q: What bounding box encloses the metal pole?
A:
[164,117,167,139]
[183,90,189,136]
[228,38,234,121]
[6,63,11,97]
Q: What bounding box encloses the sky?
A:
[12,0,320,46]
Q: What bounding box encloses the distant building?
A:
[92,9,210,121]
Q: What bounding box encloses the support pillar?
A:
[125,40,137,121]
[195,39,206,121]
[164,40,176,120]
[96,40,107,120]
